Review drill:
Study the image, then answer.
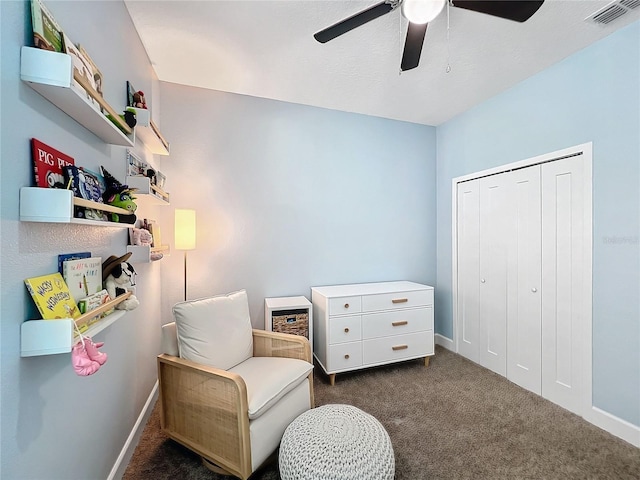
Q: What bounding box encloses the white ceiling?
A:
[124,0,640,126]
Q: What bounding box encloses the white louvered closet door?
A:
[456,179,480,364]
[541,156,585,415]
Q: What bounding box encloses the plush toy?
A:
[102,254,140,311]
[100,166,138,223]
[133,90,147,109]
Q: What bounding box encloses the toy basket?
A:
[272,309,309,339]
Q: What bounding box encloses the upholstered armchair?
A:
[157,290,314,479]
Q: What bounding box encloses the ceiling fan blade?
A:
[451,1,545,22]
[400,21,428,72]
[314,1,396,43]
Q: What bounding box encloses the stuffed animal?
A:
[133,90,147,109]
[102,254,140,310]
[100,166,138,223]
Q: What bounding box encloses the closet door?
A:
[478,174,510,376]
[456,179,480,363]
[506,166,542,394]
[541,156,585,415]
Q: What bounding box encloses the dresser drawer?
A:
[362,307,432,340]
[362,331,433,365]
[329,315,362,344]
[329,296,362,315]
[361,289,433,312]
[328,342,363,372]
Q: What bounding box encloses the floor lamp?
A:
[175,209,196,301]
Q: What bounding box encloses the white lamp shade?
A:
[175,209,196,251]
[402,0,446,24]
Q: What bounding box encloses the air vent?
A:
[586,0,639,25]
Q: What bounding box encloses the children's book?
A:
[25,273,80,319]
[57,252,91,275]
[30,0,63,52]
[31,138,75,189]
[62,257,102,302]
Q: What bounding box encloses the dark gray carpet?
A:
[123,346,640,479]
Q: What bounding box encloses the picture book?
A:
[57,252,91,275]
[64,35,98,107]
[30,0,63,52]
[25,273,80,319]
[62,257,102,302]
[78,289,113,318]
[31,138,75,189]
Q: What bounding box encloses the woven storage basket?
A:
[272,309,309,339]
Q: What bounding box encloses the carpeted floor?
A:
[123,346,640,479]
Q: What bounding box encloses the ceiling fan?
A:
[314,0,545,71]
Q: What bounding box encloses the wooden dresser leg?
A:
[329,373,336,386]
[424,356,430,367]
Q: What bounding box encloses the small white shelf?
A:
[20,187,134,228]
[21,46,133,147]
[131,107,170,155]
[126,176,170,205]
[21,292,132,357]
[127,244,170,263]
[264,296,313,351]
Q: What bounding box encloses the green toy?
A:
[100,166,138,223]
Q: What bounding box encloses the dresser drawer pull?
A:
[392,321,408,327]
[392,298,408,304]
[392,345,408,351]
[344,354,350,359]
[344,327,350,333]
[344,303,350,309]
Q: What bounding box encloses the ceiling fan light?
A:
[402,0,446,24]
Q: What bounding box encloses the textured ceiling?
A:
[125,0,640,126]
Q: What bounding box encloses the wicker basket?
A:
[272,309,309,339]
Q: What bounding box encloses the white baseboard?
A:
[584,405,640,448]
[435,334,454,351]
[107,380,159,480]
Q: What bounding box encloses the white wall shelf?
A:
[21,46,134,147]
[131,107,170,155]
[127,244,170,263]
[21,292,132,357]
[20,187,135,228]
[126,175,170,205]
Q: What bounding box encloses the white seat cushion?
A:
[229,356,313,420]
[173,290,253,370]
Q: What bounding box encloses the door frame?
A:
[451,142,593,416]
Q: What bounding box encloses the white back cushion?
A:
[173,290,253,370]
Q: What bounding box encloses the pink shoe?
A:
[83,338,108,365]
[71,342,101,376]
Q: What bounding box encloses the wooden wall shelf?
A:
[127,244,170,263]
[20,187,134,228]
[126,176,170,205]
[131,107,170,155]
[21,292,133,357]
[21,46,133,147]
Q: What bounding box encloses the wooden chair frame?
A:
[157,329,314,480]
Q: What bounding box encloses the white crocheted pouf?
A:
[279,404,395,480]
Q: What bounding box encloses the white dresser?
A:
[311,281,434,385]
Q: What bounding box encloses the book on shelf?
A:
[62,257,102,303]
[62,33,100,110]
[25,272,81,320]
[30,0,63,52]
[31,138,75,189]
[78,289,113,321]
[57,252,91,275]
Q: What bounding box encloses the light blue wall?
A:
[1,1,164,478]
[435,21,640,426]
[157,83,437,326]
